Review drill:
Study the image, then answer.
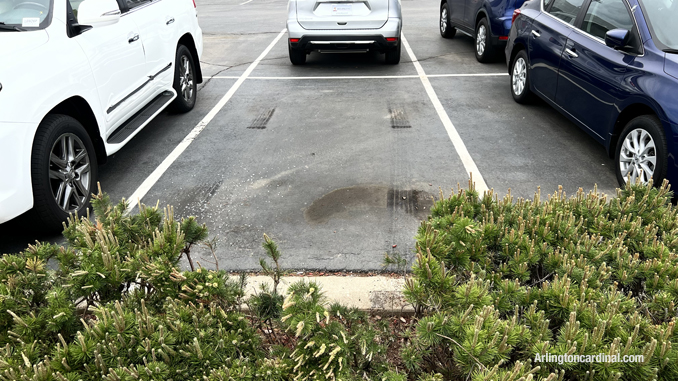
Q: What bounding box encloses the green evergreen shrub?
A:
[404,179,678,380]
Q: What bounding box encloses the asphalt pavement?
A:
[0,0,619,270]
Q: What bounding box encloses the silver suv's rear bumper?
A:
[287,18,401,53]
[287,17,401,40]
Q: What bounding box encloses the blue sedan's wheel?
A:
[475,18,495,62]
[440,3,456,38]
[510,50,532,104]
[615,115,667,187]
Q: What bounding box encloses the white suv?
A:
[0,0,203,230]
[286,0,402,64]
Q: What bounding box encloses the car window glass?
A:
[581,0,634,39]
[548,0,585,24]
[638,0,678,50]
[544,0,556,10]
[0,0,52,27]
[125,0,151,10]
[67,0,84,18]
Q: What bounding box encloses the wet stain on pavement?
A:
[304,185,433,224]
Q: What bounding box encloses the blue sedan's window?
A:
[582,0,634,40]
[548,0,585,24]
[639,0,678,50]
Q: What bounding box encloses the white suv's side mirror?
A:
[77,0,121,28]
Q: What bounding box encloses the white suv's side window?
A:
[125,0,152,11]
[68,0,84,18]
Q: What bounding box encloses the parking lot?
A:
[0,0,620,269]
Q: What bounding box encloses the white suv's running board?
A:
[107,91,175,144]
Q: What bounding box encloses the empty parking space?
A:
[138,77,471,270]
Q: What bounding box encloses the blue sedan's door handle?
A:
[565,48,579,58]
[531,30,541,38]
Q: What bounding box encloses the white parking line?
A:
[239,0,254,4]
[124,29,287,214]
[401,33,489,194]
[209,73,508,80]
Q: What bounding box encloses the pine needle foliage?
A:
[404,179,678,380]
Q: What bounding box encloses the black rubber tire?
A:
[289,45,307,65]
[510,50,533,104]
[170,45,198,113]
[29,115,98,232]
[475,17,496,63]
[440,3,456,38]
[614,115,668,187]
[384,42,401,65]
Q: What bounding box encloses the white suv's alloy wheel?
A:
[180,55,194,102]
[512,57,527,96]
[49,133,91,213]
[619,128,657,184]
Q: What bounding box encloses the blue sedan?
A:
[505,0,678,187]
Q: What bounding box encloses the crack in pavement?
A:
[400,52,470,63]
[198,65,234,91]
[198,56,288,91]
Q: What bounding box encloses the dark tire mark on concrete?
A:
[248,107,276,129]
[172,180,223,218]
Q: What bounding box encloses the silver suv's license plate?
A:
[332,4,352,15]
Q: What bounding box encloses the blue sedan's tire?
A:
[440,3,456,38]
[614,115,667,187]
[475,18,496,63]
[510,50,533,104]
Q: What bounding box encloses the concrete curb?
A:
[244,275,414,313]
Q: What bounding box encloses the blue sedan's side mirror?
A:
[605,29,630,50]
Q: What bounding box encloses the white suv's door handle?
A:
[128,34,139,44]
[165,17,175,25]
[565,48,578,58]
[531,30,541,38]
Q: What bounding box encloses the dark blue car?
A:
[506,0,678,187]
[440,0,526,62]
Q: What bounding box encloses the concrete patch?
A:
[245,275,413,312]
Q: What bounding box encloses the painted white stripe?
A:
[209,73,508,80]
[239,0,254,5]
[401,33,489,194]
[125,29,287,214]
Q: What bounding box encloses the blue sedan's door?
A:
[554,0,637,140]
[450,0,466,24]
[528,0,584,100]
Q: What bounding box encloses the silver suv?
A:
[286,0,402,64]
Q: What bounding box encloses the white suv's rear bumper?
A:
[0,122,36,224]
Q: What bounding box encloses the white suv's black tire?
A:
[171,45,198,113]
[384,42,401,65]
[30,115,98,232]
[440,3,456,38]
